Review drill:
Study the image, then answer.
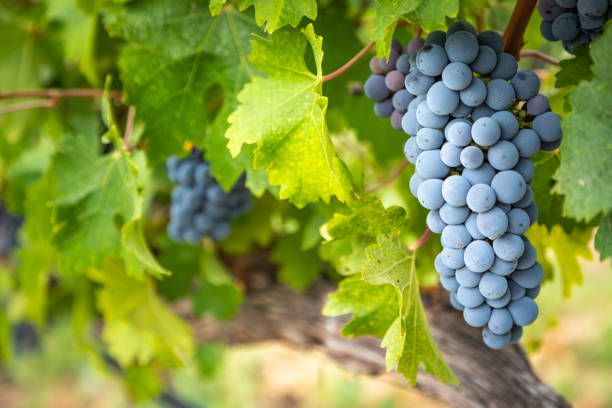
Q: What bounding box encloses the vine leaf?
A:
[595,215,612,260]
[236,0,317,33]
[372,0,421,58]
[271,233,320,290]
[406,0,459,32]
[365,233,456,385]
[554,45,594,89]
[226,24,353,207]
[554,27,612,220]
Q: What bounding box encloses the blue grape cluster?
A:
[166,150,251,243]
[0,203,22,256]
[377,21,563,349]
[365,37,426,130]
[538,0,611,52]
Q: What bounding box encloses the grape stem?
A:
[123,105,137,150]
[0,98,59,115]
[520,49,559,66]
[322,41,376,82]
[0,88,123,115]
[410,228,432,250]
[502,0,537,59]
[365,160,409,193]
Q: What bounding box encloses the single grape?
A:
[374,99,394,117]
[446,120,472,146]
[507,208,530,235]
[513,158,535,183]
[194,213,213,234]
[552,13,580,41]
[483,327,511,349]
[526,285,541,299]
[409,172,424,197]
[176,161,196,185]
[487,290,512,308]
[579,13,607,31]
[441,175,471,206]
[477,207,509,240]
[491,170,526,204]
[379,49,399,71]
[369,56,385,74]
[540,20,558,41]
[511,70,541,101]
[511,262,544,289]
[533,112,562,142]
[490,53,518,80]
[427,81,460,115]
[493,233,525,261]
[464,304,492,327]
[211,221,232,241]
[445,31,480,64]
[488,308,513,335]
[491,111,520,140]
[442,62,473,91]
[391,110,404,130]
[457,286,485,308]
[486,79,515,110]
[526,94,550,116]
[508,297,539,326]
[435,253,456,277]
[364,74,390,101]
[393,90,414,112]
[416,127,444,150]
[417,44,449,76]
[425,30,447,47]
[447,21,478,36]
[541,139,562,151]
[471,104,496,121]
[401,109,419,136]
[488,140,520,171]
[451,102,473,118]
[477,30,503,54]
[577,0,608,17]
[465,212,486,239]
[525,202,539,226]
[416,149,449,179]
[464,240,495,272]
[509,280,526,300]
[462,162,496,185]
[460,146,484,169]
[441,247,466,269]
[417,178,445,209]
[405,69,436,95]
[459,77,487,107]
[472,117,501,146]
[440,203,471,225]
[404,136,423,165]
[391,39,402,53]
[440,142,463,167]
[450,292,465,311]
[517,239,538,269]
[396,54,412,74]
[490,256,518,276]
[456,266,483,288]
[441,275,460,292]
[466,184,496,213]
[427,209,447,233]
[510,325,523,343]
[471,45,498,75]
[405,37,426,54]
[539,0,566,21]
[441,224,473,249]
[416,101,449,128]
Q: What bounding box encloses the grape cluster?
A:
[0,203,22,256]
[166,150,251,243]
[538,0,611,52]
[373,21,563,349]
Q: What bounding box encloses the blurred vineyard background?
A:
[1,254,610,408]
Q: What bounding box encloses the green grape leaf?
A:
[0,309,10,362]
[226,24,353,207]
[371,0,421,58]
[527,224,593,298]
[555,45,594,89]
[271,233,320,290]
[124,364,163,401]
[89,259,194,368]
[406,0,459,32]
[209,0,227,15]
[323,275,399,338]
[554,28,612,220]
[122,218,170,279]
[237,0,317,33]
[595,215,612,260]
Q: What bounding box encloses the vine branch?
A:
[520,49,560,66]
[366,160,409,193]
[322,41,375,82]
[123,106,136,150]
[502,0,538,59]
[0,98,59,115]
[0,88,122,100]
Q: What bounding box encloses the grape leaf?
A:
[209,0,227,15]
[554,28,612,220]
[88,259,194,368]
[323,275,399,338]
[595,215,612,260]
[406,0,459,32]
[237,0,317,33]
[554,45,594,89]
[371,0,421,59]
[526,224,592,298]
[226,24,353,207]
[271,233,320,290]
[124,364,163,401]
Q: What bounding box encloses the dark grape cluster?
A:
[0,203,22,256]
[538,0,611,52]
[368,21,563,349]
[166,150,251,243]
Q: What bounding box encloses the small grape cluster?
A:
[366,21,563,349]
[538,0,611,53]
[0,203,22,256]
[166,149,251,243]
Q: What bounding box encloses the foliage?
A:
[0,0,609,402]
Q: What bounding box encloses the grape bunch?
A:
[538,0,611,52]
[380,21,563,349]
[0,203,22,256]
[166,149,251,243]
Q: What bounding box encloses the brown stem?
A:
[123,106,136,150]
[410,228,432,250]
[502,0,537,59]
[0,88,122,101]
[322,41,375,82]
[415,26,423,39]
[520,49,560,66]
[366,160,409,193]
[0,98,59,115]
